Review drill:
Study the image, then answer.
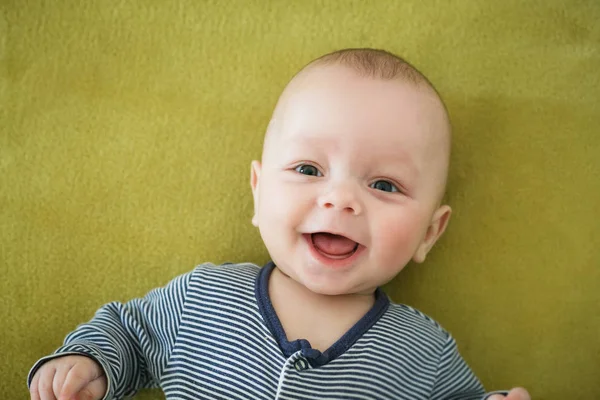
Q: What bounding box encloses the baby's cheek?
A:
[376,215,424,255]
[260,185,304,225]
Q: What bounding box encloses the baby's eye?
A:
[370,180,399,193]
[295,164,322,177]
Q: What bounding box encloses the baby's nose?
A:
[317,183,362,215]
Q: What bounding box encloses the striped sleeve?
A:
[429,334,488,400]
[27,269,193,400]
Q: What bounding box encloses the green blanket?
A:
[1,1,599,398]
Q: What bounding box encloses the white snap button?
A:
[294,358,308,371]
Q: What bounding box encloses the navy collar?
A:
[255,261,389,367]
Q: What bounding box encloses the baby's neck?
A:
[268,267,375,352]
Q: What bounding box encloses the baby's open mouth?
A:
[310,232,359,259]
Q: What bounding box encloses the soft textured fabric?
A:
[2,1,599,399]
[28,262,502,400]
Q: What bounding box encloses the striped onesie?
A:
[28,262,506,399]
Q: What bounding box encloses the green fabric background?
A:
[1,1,599,399]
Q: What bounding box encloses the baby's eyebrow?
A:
[375,156,420,178]
[284,133,336,149]
[357,141,420,176]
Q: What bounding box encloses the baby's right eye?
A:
[295,164,322,177]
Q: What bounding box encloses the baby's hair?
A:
[300,48,449,121]
[304,48,438,92]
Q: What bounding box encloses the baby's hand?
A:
[29,355,107,400]
[488,387,531,400]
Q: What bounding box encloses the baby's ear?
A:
[250,161,262,227]
[412,204,452,263]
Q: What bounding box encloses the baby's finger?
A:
[29,372,41,400]
[52,365,70,400]
[74,375,108,400]
[37,367,58,400]
[486,396,505,400]
[58,363,101,400]
[506,387,531,400]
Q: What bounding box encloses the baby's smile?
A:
[303,232,366,268]
[310,232,359,257]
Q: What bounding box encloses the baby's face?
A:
[251,65,451,296]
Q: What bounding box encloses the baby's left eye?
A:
[370,180,399,193]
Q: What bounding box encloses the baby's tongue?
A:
[311,233,356,255]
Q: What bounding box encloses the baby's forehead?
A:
[282,70,444,134]
[266,63,449,151]
[285,65,444,118]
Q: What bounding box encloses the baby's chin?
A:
[272,257,378,296]
[295,271,376,297]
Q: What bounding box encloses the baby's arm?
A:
[28,271,193,399]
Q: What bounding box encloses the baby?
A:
[28,48,531,400]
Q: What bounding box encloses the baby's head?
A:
[251,48,452,296]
